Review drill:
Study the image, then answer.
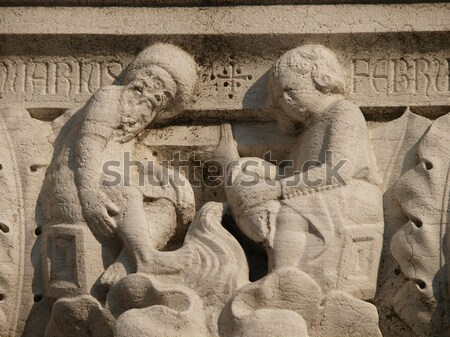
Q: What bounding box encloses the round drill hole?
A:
[0,222,10,233]
[107,210,116,217]
[424,161,433,170]
[394,268,401,275]
[0,293,5,301]
[247,75,253,80]
[224,82,229,87]
[210,74,216,80]
[237,69,242,74]
[34,295,43,303]
[416,280,426,289]
[30,165,39,172]
[223,69,228,75]
[236,82,241,87]
[228,94,234,99]
[34,227,42,236]
[412,218,423,228]
[0,164,3,170]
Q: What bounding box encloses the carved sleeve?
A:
[75,86,122,191]
[280,101,377,199]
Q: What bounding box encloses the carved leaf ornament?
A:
[391,112,450,336]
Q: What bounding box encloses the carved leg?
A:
[118,186,154,267]
[269,207,308,271]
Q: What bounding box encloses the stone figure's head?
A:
[119,43,198,142]
[269,44,346,133]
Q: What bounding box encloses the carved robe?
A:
[280,99,384,298]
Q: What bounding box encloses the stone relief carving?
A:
[1,39,449,337]
[37,43,249,337]
[224,45,384,337]
[39,43,199,299]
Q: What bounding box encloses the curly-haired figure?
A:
[227,44,383,291]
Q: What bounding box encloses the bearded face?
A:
[119,65,177,143]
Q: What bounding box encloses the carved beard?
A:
[118,89,160,143]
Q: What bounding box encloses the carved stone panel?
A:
[0,3,449,337]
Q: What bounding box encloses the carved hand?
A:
[79,188,121,238]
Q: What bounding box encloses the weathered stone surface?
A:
[1,5,449,113]
[0,3,449,337]
[1,0,442,6]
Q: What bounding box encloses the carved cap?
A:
[123,43,198,113]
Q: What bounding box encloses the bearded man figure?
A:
[39,44,198,300]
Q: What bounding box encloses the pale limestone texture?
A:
[0,4,450,337]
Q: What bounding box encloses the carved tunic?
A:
[280,100,384,297]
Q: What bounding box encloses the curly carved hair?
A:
[270,45,346,134]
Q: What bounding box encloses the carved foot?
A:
[45,295,114,337]
[100,261,128,288]
[100,249,134,288]
[225,268,382,337]
[107,273,208,337]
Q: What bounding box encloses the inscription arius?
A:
[0,59,123,103]
[351,55,450,95]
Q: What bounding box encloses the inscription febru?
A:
[0,59,123,103]
[351,56,449,95]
